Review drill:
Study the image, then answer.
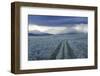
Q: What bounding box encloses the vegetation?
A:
[28,33,88,60]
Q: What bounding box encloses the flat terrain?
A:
[28,33,88,60]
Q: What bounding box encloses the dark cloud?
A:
[28,15,88,26]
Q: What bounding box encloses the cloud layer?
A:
[28,24,87,34]
[28,15,88,26]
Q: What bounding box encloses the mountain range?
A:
[28,29,87,36]
[28,30,53,36]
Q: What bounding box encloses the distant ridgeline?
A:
[28,32,53,36]
[28,32,87,36]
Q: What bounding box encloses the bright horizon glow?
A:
[28,24,68,34]
[28,24,87,34]
[74,24,88,33]
[29,24,49,32]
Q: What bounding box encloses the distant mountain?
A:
[28,33,53,36]
[28,30,53,36]
[59,32,87,35]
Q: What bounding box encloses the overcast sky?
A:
[28,15,88,34]
[28,15,88,26]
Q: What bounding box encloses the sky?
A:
[28,15,88,34]
[28,15,88,26]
